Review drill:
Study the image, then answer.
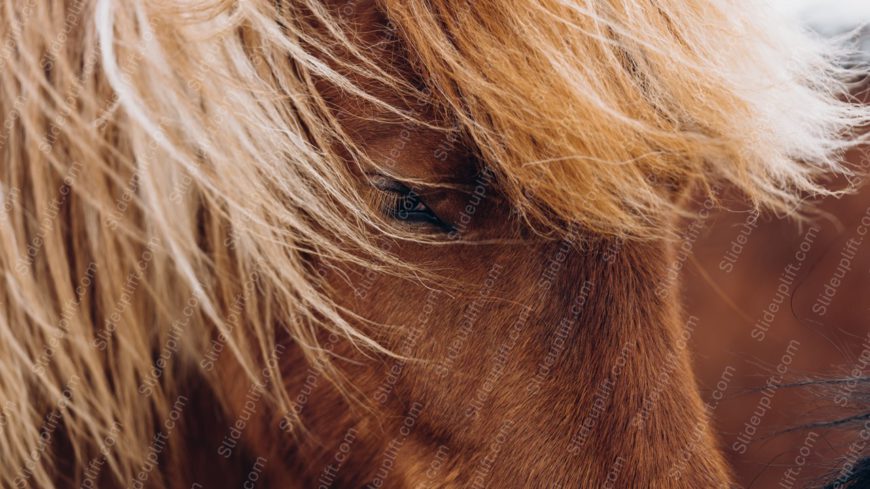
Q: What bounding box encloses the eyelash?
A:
[370,177,449,229]
[383,188,442,225]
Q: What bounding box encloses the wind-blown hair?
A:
[0,0,867,487]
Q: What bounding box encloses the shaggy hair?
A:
[0,0,867,487]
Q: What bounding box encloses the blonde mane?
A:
[0,0,866,486]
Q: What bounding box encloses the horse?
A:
[0,0,867,487]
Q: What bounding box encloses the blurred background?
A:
[689,3,869,487]
[773,0,870,30]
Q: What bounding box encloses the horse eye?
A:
[388,188,442,225]
[370,175,449,229]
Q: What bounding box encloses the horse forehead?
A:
[363,128,473,181]
[314,0,475,180]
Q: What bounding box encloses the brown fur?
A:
[1,1,865,487]
[201,4,731,487]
